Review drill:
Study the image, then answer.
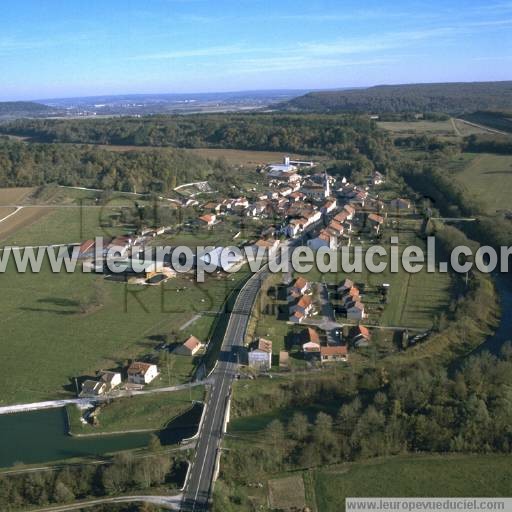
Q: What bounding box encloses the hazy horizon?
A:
[1,0,511,101]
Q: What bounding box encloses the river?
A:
[474,274,512,355]
[0,404,202,467]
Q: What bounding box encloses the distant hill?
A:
[280,81,512,114]
[0,101,54,118]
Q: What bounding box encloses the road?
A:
[31,494,183,511]
[181,268,269,511]
[180,215,333,510]
[0,380,207,415]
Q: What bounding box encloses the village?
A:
[73,154,416,402]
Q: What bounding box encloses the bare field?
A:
[93,144,315,167]
[268,475,307,511]
[0,187,34,205]
[0,206,53,243]
[378,120,456,136]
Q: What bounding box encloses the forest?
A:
[0,139,229,193]
[223,345,512,493]
[280,81,512,114]
[0,113,391,159]
[0,448,184,510]
[0,114,397,191]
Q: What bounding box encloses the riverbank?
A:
[66,386,204,436]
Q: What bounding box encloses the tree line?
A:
[223,345,512,493]
[0,139,230,193]
[0,450,184,511]
[0,113,392,161]
[280,81,512,114]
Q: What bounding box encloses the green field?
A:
[450,152,512,213]
[0,258,247,404]
[67,386,204,434]
[377,119,457,136]
[297,227,453,330]
[311,455,512,511]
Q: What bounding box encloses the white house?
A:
[127,362,159,385]
[174,335,203,356]
[248,338,272,370]
[99,370,122,390]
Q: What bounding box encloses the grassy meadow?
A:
[67,386,204,434]
[449,152,512,213]
[0,256,248,404]
[311,455,512,511]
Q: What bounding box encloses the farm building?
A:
[174,335,203,356]
[127,362,158,385]
[99,370,122,390]
[79,379,107,397]
[320,346,348,363]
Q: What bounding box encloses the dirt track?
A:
[0,206,52,243]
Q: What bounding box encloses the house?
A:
[248,338,272,370]
[307,230,337,251]
[203,202,223,214]
[346,302,365,320]
[343,204,356,220]
[320,345,348,363]
[77,239,96,260]
[372,171,385,185]
[334,211,349,223]
[267,156,298,175]
[199,214,216,226]
[328,219,344,236]
[322,198,337,214]
[290,310,305,323]
[289,191,306,202]
[338,278,354,293]
[302,327,321,354]
[174,335,203,356]
[99,371,122,390]
[302,209,322,226]
[290,294,313,316]
[287,218,306,237]
[351,325,371,347]
[289,277,309,296]
[368,213,384,233]
[80,379,107,397]
[390,198,411,210]
[343,286,360,302]
[127,362,159,385]
[250,238,280,257]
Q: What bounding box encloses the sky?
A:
[0,0,511,100]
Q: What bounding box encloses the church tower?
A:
[324,171,330,198]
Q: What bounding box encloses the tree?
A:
[148,433,161,452]
[287,412,309,441]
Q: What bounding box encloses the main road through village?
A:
[181,264,270,511]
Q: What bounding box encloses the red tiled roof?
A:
[320,346,348,357]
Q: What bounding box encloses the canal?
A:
[0,403,202,467]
